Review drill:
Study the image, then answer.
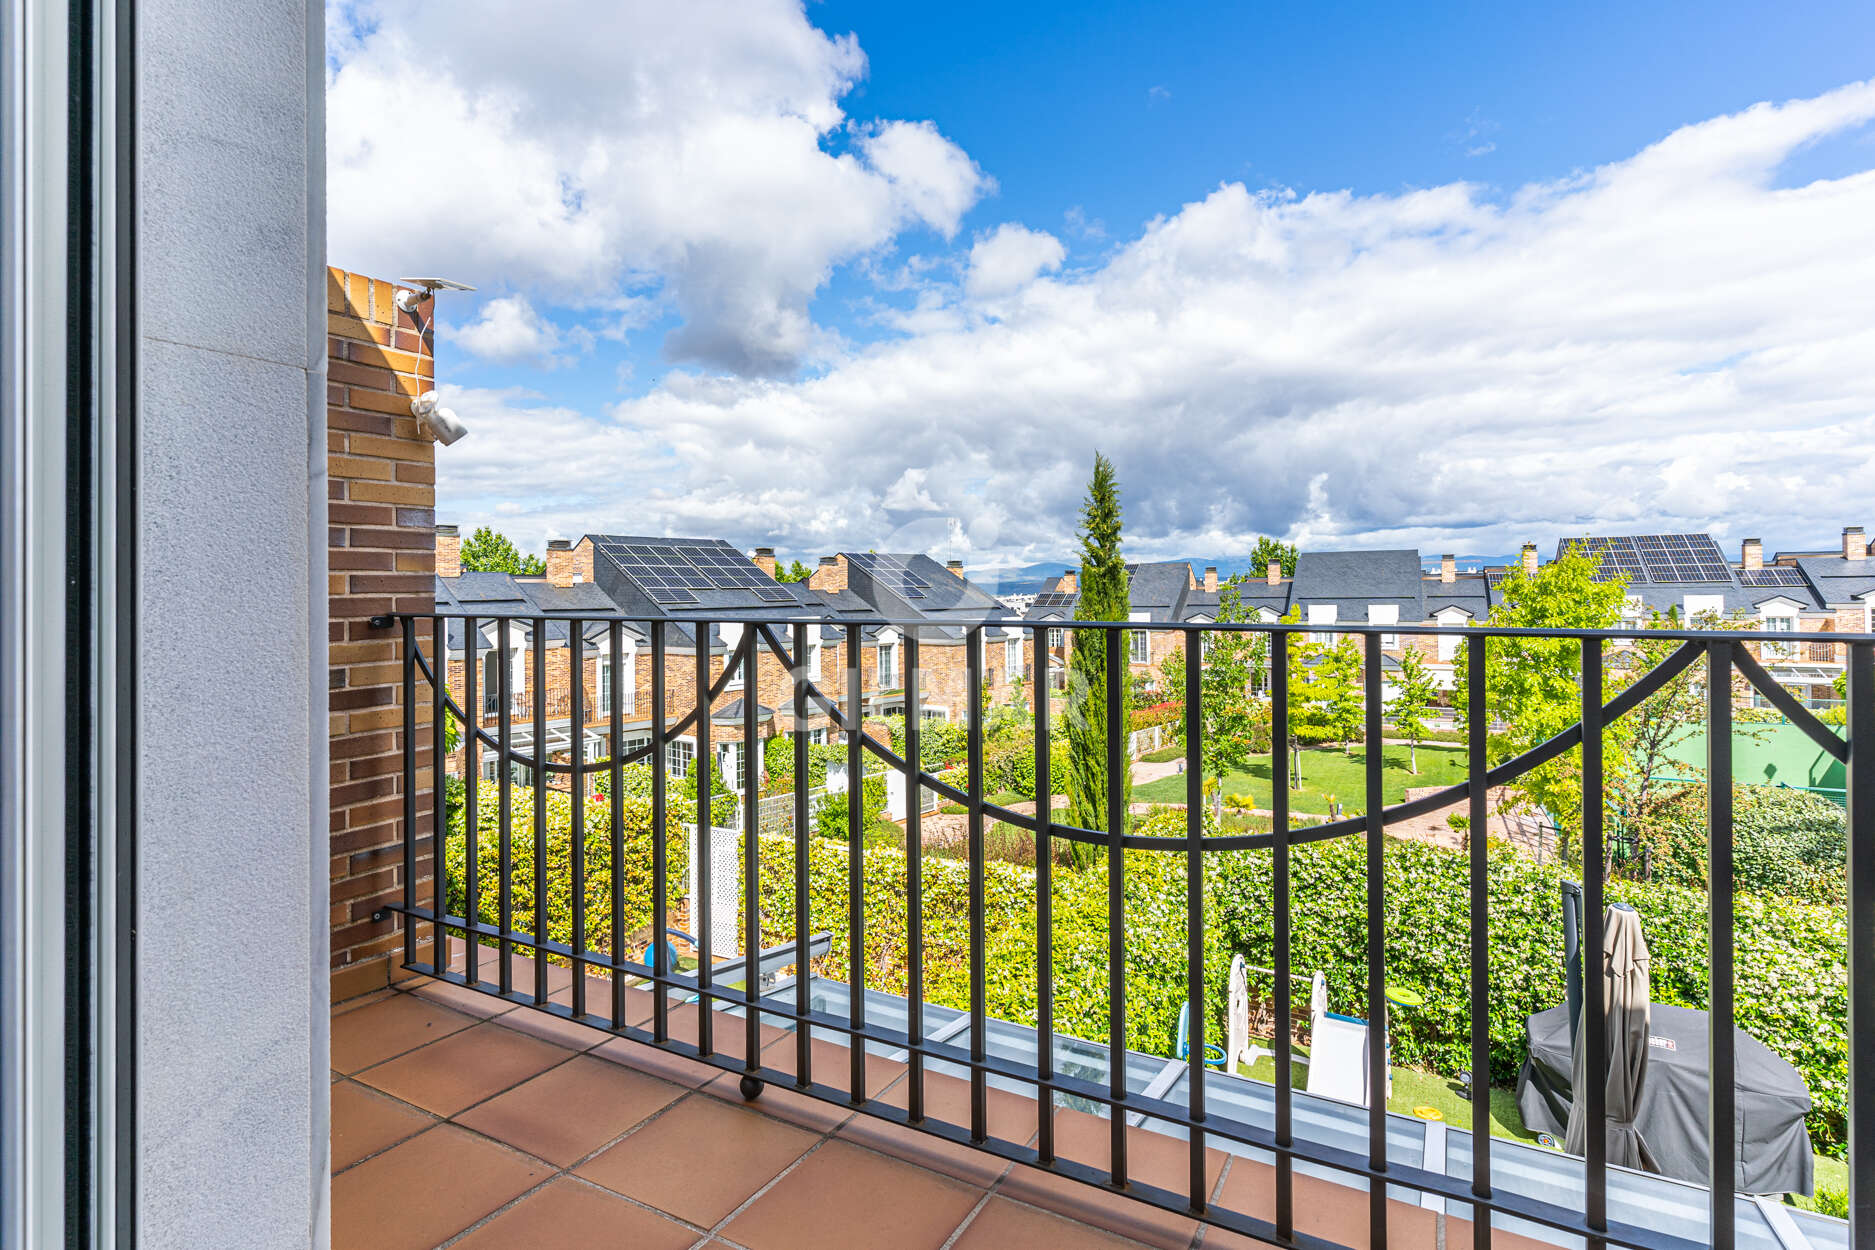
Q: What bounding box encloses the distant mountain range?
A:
[968,553,1522,596]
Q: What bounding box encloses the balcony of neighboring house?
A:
[330,601,1875,1250]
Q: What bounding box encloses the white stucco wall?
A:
[136,1,325,1245]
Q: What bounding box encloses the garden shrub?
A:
[1637,783,1845,902]
[1208,832,1848,1151]
[445,783,690,962]
[982,734,1072,798]
[814,773,888,842]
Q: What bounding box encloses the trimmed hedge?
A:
[1208,834,1848,1151]
[1640,784,1845,903]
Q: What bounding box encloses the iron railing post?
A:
[905,629,925,1121]
[1846,640,1874,1249]
[1033,624,1055,1162]
[1708,641,1736,1249]
[1467,630,1491,1250]
[1363,631,1387,1250]
[848,622,866,1102]
[696,619,714,1056]
[1106,625,1128,1184]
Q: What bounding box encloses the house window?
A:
[1761,613,1797,659]
[807,639,821,680]
[1048,628,1064,652]
[718,741,750,792]
[583,735,604,763]
[598,655,613,715]
[1129,630,1149,665]
[1369,605,1400,651]
[1307,604,1338,647]
[807,727,826,746]
[879,641,899,688]
[667,737,695,779]
[1005,637,1023,678]
[721,624,745,688]
[482,649,503,714]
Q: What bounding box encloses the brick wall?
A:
[327,267,438,992]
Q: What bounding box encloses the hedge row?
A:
[1207,835,1848,1152]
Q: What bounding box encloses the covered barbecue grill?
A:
[1516,1002,1813,1196]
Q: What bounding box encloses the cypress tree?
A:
[1065,453,1131,850]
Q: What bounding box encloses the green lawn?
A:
[1134,743,1468,815]
[1230,1040,1535,1141]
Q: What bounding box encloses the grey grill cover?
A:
[1517,1002,1813,1196]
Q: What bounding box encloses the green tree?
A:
[1168,582,1264,816]
[460,525,547,575]
[1388,646,1437,774]
[1247,535,1299,579]
[775,559,813,583]
[1065,453,1132,848]
[1454,542,1627,849]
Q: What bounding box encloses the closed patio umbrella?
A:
[1565,903,1660,1172]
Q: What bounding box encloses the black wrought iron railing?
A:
[378,611,1874,1250]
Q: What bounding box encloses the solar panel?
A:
[849,553,932,600]
[1560,536,1647,583]
[1740,566,1807,589]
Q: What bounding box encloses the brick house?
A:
[810,552,1035,721]
[1024,560,1221,698]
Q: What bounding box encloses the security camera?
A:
[410,390,468,446]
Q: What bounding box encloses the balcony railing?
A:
[377,610,1873,1250]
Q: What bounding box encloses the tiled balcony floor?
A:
[331,967,1228,1250]
[333,947,1497,1250]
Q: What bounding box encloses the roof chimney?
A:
[1521,542,1539,577]
[1847,527,1867,561]
[545,539,576,588]
[1203,566,1218,593]
[1266,561,1281,586]
[1059,569,1078,594]
[1440,554,1456,584]
[1741,538,1763,571]
[808,554,848,594]
[435,524,460,579]
[946,559,965,578]
[752,546,777,578]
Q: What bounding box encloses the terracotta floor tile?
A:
[331,1080,434,1172]
[754,1031,908,1102]
[454,1054,685,1167]
[330,993,480,1074]
[331,1124,549,1250]
[656,1001,788,1064]
[835,1113,1011,1190]
[591,1035,723,1089]
[953,1196,1155,1250]
[355,1021,576,1116]
[700,1070,854,1136]
[548,971,660,1026]
[449,1177,697,1250]
[1212,1158,1439,1250]
[996,1166,1200,1250]
[488,1004,615,1052]
[575,1094,818,1227]
[332,988,396,1016]
[724,1139,983,1250]
[402,975,516,1020]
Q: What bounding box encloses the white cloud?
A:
[432,81,1875,569]
[965,224,1067,299]
[451,295,571,368]
[327,0,987,376]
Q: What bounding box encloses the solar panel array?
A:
[1740,566,1808,589]
[1030,591,1077,613]
[594,538,794,606]
[1560,534,1734,585]
[848,552,931,600]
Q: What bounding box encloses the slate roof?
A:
[435,571,633,655]
[838,552,1022,642]
[1791,556,1875,606]
[1288,550,1427,622]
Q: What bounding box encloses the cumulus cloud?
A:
[451,295,572,368]
[965,224,1068,299]
[429,81,1875,571]
[327,0,988,376]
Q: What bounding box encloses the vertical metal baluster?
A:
[1847,640,1874,1250]
[610,620,625,1029]
[743,626,761,1074]
[464,616,480,988]
[967,624,988,1140]
[1582,640,1607,1250]
[532,618,548,1005]
[651,621,669,1042]
[1106,626,1127,1185]
[532,618,547,1004]
[1272,627,1294,1240]
[1708,641,1736,1249]
[498,617,514,996]
[905,630,925,1121]
[1034,624,1056,1162]
[1364,632,1387,1249]
[1184,630,1205,1211]
[570,623,586,1019]
[432,615,447,971]
[401,616,418,968]
[1468,632,1492,1250]
[848,622,866,1102]
[696,619,714,1056]
[793,623,812,1088]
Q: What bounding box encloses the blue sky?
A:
[327,1,1875,566]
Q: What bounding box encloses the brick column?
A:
[326,267,439,995]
